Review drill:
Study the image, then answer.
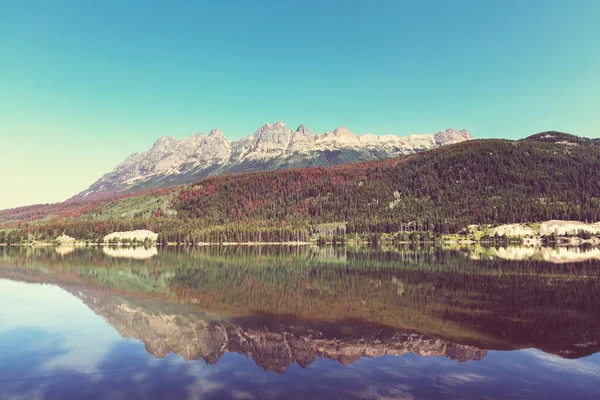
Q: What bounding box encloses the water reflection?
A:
[71,289,488,371]
[467,244,600,263]
[0,328,199,400]
[1,245,600,399]
[102,245,158,259]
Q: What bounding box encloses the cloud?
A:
[524,350,600,378]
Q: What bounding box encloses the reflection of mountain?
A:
[70,288,486,372]
[2,245,600,360]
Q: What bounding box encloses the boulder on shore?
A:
[56,234,76,244]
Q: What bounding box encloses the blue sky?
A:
[1,0,599,208]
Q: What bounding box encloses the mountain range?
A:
[72,122,473,200]
[2,131,600,239]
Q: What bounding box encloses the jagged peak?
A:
[433,128,472,136]
[294,124,313,136]
[332,126,355,137]
[261,120,287,129]
[433,128,474,146]
[179,133,206,147]
[151,136,179,150]
[258,121,289,130]
[70,121,476,201]
[208,129,225,138]
[253,121,291,139]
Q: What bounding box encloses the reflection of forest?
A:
[1,245,599,359]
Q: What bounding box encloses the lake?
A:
[1,245,599,399]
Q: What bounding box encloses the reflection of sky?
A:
[0,279,122,372]
[1,278,600,399]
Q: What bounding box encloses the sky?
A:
[1,0,599,209]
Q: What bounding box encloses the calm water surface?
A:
[1,245,599,399]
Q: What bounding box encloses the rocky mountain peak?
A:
[261,120,287,129]
[257,120,289,131]
[208,129,225,137]
[295,124,313,136]
[250,121,292,152]
[332,126,355,137]
[151,136,178,151]
[71,122,475,201]
[288,124,316,149]
[433,128,474,146]
[179,133,205,147]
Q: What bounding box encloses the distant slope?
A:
[70,122,473,201]
[0,189,175,225]
[523,131,600,146]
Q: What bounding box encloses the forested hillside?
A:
[2,136,600,243]
[524,131,600,146]
[173,139,600,229]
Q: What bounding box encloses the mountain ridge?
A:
[71,122,473,201]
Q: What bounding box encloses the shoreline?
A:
[2,219,600,248]
[2,237,600,248]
